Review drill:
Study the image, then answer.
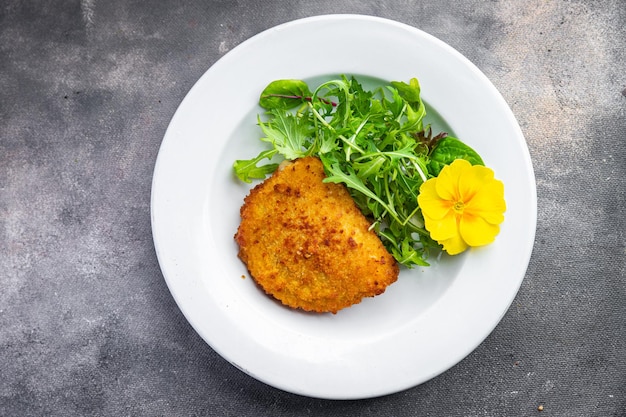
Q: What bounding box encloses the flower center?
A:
[453,201,465,213]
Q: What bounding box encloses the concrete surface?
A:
[1,0,625,415]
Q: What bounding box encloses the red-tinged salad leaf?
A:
[259,79,313,110]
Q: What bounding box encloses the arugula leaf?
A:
[258,110,311,160]
[391,78,426,132]
[391,78,421,103]
[320,155,392,215]
[352,155,386,179]
[233,149,279,183]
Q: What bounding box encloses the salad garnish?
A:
[234,75,505,267]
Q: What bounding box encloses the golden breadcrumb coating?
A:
[234,156,399,313]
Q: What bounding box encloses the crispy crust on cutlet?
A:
[234,156,399,313]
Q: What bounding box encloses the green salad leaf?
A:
[428,136,484,176]
[259,79,312,110]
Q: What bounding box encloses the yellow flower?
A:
[417,159,506,255]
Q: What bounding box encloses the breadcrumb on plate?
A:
[234,156,399,313]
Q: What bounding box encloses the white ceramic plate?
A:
[151,15,536,399]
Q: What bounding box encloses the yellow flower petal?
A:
[423,211,458,241]
[465,178,506,224]
[418,158,505,255]
[457,164,495,202]
[435,159,470,201]
[439,233,468,255]
[459,212,501,246]
[418,178,452,220]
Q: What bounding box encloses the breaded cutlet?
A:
[234,156,399,313]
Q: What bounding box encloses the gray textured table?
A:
[2,1,625,416]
